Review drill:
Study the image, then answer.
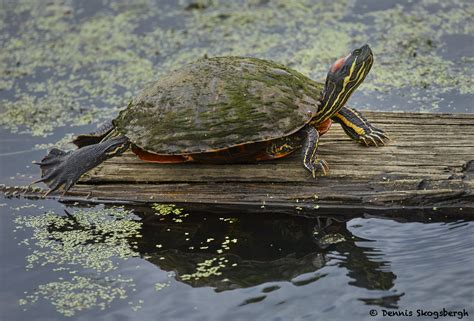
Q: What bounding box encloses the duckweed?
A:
[14,207,142,272]
[152,203,189,222]
[180,236,238,281]
[14,206,143,316]
[318,233,346,246]
[154,282,170,292]
[1,0,472,137]
[180,257,229,281]
[34,133,77,151]
[20,275,134,317]
[152,203,183,216]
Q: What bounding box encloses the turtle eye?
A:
[353,49,361,55]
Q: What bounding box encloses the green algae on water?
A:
[14,206,143,316]
[1,0,473,137]
[180,256,230,281]
[180,236,238,281]
[152,203,183,216]
[19,275,134,317]
[14,207,142,272]
[154,281,171,292]
[152,203,189,222]
[34,133,77,151]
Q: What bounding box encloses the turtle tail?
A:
[32,136,130,196]
[72,121,115,148]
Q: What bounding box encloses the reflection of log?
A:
[3,112,474,214]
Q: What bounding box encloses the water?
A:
[1,200,472,320]
[1,0,473,320]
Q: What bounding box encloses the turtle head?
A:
[316,44,373,121]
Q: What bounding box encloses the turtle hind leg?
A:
[72,121,115,148]
[332,107,390,146]
[32,136,130,196]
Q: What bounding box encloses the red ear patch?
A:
[330,57,345,73]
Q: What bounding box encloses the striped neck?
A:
[311,45,373,125]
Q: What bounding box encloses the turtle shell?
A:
[113,56,323,154]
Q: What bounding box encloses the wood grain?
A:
[3,112,473,215]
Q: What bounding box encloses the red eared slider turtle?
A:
[33,44,388,195]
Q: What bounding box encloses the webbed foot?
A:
[31,148,82,197]
[31,136,129,197]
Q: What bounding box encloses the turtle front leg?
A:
[332,106,389,146]
[301,125,329,177]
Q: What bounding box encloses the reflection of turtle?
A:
[33,44,388,195]
[135,209,396,293]
[37,205,397,295]
[138,209,331,291]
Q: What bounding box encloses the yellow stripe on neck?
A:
[316,57,360,122]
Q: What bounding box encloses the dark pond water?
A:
[1,198,473,321]
[1,0,473,320]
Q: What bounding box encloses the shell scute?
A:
[114,56,323,154]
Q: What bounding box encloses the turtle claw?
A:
[367,135,379,147]
[38,172,71,197]
[41,177,75,198]
[359,128,390,147]
[306,159,329,178]
[374,130,391,141]
[43,188,55,198]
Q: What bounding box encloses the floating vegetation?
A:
[10,202,39,211]
[1,0,472,136]
[180,257,229,281]
[318,233,346,246]
[34,133,77,151]
[13,206,144,316]
[152,203,189,222]
[180,235,239,281]
[154,281,171,292]
[14,207,142,272]
[219,217,237,224]
[152,203,183,216]
[19,275,133,317]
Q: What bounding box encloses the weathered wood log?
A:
[3,112,473,215]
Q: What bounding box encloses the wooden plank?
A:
[2,111,473,215]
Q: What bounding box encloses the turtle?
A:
[33,44,388,196]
